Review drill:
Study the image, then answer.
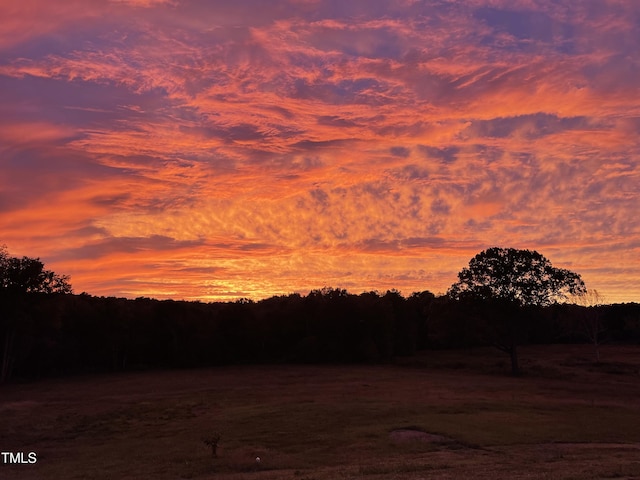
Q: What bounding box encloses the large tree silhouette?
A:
[448,247,585,307]
[1,248,72,294]
[1,246,72,382]
[448,247,585,375]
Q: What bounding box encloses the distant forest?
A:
[1,246,640,382]
[2,288,640,382]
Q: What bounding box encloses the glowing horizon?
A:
[1,1,639,302]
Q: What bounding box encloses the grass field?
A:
[2,345,640,479]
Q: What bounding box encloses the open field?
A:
[2,345,640,479]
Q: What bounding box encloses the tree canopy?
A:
[448,247,586,307]
[0,245,72,294]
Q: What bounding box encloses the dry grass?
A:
[1,345,640,479]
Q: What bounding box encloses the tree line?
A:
[1,246,639,382]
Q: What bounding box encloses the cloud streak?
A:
[1,0,639,302]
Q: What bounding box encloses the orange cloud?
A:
[0,0,638,302]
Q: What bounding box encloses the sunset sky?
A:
[1,0,639,302]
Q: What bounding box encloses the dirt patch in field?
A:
[389,428,454,444]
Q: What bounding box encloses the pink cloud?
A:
[0,0,638,302]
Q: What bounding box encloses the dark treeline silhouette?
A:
[2,288,640,382]
[1,246,640,382]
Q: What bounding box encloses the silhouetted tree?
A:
[571,289,607,362]
[406,290,435,350]
[0,246,72,294]
[448,247,586,375]
[427,294,483,349]
[1,246,72,382]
